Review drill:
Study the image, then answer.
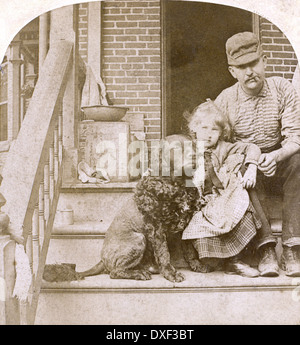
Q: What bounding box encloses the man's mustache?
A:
[245,76,259,82]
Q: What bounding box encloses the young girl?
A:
[182,100,262,277]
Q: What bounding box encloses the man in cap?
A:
[215,31,300,277]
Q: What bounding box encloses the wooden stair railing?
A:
[0,40,73,324]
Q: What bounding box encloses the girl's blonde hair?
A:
[187,99,231,141]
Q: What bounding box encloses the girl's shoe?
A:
[225,257,260,278]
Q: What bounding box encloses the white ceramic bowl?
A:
[82,105,128,121]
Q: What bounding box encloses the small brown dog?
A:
[79,135,209,282]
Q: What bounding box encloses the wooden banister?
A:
[0,40,74,324]
[0,235,19,325]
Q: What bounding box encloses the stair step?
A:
[61,181,137,192]
[49,222,109,271]
[41,269,295,291]
[48,219,283,273]
[54,181,137,225]
[47,225,189,271]
[55,190,133,223]
[46,238,103,272]
[39,182,289,324]
[53,221,111,236]
[36,270,300,325]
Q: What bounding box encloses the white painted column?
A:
[7,40,22,140]
[252,13,260,38]
[88,1,102,78]
[38,13,49,74]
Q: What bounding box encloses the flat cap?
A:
[226,31,263,66]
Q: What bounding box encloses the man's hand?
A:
[258,152,277,177]
[258,143,300,177]
[242,163,257,188]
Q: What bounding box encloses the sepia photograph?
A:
[0,0,300,326]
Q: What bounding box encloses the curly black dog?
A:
[79,135,209,282]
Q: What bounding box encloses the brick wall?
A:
[78,3,299,143]
[260,17,298,82]
[102,0,161,141]
[78,3,88,63]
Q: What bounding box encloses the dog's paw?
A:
[109,269,152,280]
[137,270,152,280]
[127,269,152,280]
[173,271,185,282]
[189,259,214,273]
[162,267,185,282]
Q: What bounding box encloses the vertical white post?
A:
[39,13,49,74]
[7,40,22,140]
[252,13,260,38]
[88,2,102,78]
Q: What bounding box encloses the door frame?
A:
[160,0,260,138]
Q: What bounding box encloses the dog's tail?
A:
[78,260,107,278]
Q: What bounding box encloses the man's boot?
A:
[258,244,279,277]
[281,246,300,277]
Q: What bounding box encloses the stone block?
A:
[79,121,130,182]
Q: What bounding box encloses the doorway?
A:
[162,1,254,135]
